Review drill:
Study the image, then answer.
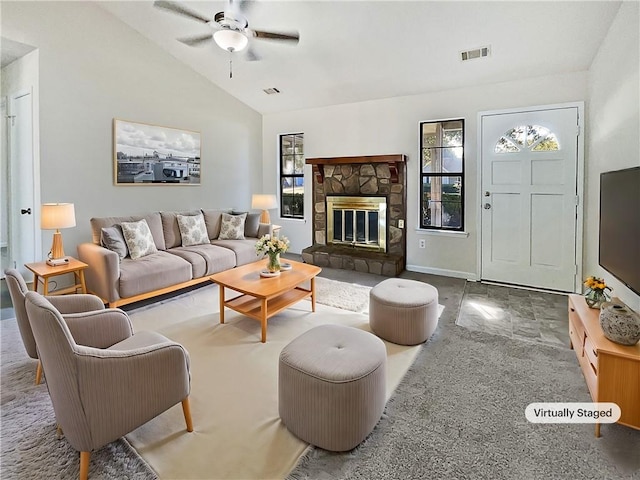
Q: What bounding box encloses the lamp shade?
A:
[41,203,76,230]
[213,29,249,52]
[252,194,278,210]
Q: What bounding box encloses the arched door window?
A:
[494,125,559,153]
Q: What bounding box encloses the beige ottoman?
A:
[278,324,387,452]
[369,278,439,345]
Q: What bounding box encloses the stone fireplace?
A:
[302,154,407,276]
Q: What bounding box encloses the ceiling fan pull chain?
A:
[229,52,233,79]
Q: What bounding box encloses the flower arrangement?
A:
[583,275,611,309]
[255,235,290,272]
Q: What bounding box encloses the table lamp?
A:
[41,203,76,261]
[251,194,278,224]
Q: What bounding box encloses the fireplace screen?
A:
[327,196,387,252]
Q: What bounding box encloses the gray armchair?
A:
[4,268,105,384]
[24,291,193,480]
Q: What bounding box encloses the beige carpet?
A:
[126,283,424,480]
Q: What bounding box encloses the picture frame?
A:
[113,119,201,185]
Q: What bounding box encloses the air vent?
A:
[460,46,491,62]
[263,87,280,95]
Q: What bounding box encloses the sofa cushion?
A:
[232,211,261,238]
[168,244,237,277]
[91,212,166,250]
[201,209,230,240]
[161,210,201,249]
[211,238,261,266]
[121,219,158,260]
[100,226,128,261]
[119,251,192,298]
[218,213,246,240]
[177,213,209,247]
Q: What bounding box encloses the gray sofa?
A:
[77,209,271,308]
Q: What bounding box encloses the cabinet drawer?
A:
[584,336,598,372]
[569,318,583,355]
[581,353,598,400]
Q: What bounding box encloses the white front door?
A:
[480,106,580,291]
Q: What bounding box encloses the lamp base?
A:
[50,231,65,260]
[260,210,271,224]
[47,257,70,267]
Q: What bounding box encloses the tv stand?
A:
[568,295,640,436]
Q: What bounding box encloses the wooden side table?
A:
[24,257,89,295]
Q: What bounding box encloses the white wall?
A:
[586,0,640,310]
[263,71,588,278]
[1,2,263,259]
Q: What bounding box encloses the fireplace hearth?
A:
[302,155,407,276]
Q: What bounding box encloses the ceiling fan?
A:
[153,0,299,63]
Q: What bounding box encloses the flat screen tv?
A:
[599,166,640,295]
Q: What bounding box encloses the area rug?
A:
[312,277,371,313]
[125,283,425,480]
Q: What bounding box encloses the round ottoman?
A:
[369,278,439,345]
[278,324,387,452]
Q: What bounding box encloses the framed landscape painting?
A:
[113,119,201,185]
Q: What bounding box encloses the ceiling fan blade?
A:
[177,33,214,47]
[153,1,211,24]
[245,46,261,62]
[252,30,300,43]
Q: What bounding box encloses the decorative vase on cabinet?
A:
[599,300,640,346]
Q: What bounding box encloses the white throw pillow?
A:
[218,213,246,240]
[177,213,209,246]
[121,219,158,259]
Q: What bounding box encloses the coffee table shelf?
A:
[226,287,312,322]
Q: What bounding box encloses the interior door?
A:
[480,107,579,291]
[1,97,8,274]
[7,89,37,278]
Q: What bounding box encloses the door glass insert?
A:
[495,125,560,153]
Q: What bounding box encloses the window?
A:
[494,125,559,153]
[279,133,304,219]
[420,119,464,230]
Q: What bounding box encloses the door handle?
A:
[484,203,491,210]
[484,191,491,197]
[20,208,32,215]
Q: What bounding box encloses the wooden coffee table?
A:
[210,259,322,343]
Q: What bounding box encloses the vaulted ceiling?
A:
[99,1,622,114]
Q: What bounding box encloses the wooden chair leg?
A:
[35,361,43,385]
[56,424,63,438]
[182,397,194,432]
[80,451,90,480]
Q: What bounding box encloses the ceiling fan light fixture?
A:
[213,29,248,52]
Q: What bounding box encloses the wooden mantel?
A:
[305,154,407,183]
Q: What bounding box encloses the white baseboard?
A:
[406,264,477,281]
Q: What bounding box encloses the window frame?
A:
[419,118,465,232]
[279,132,305,220]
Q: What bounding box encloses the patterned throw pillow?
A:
[218,213,246,240]
[177,213,209,247]
[120,219,158,260]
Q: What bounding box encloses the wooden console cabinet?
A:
[568,294,640,437]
